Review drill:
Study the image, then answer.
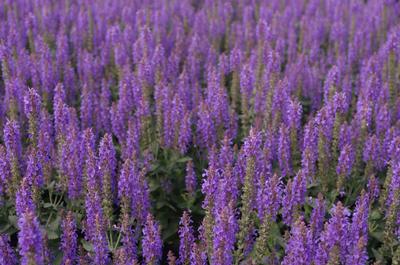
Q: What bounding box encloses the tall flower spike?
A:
[4,119,23,196]
[37,110,53,185]
[346,191,369,265]
[142,213,162,265]
[314,202,350,265]
[278,124,292,178]
[257,173,282,221]
[185,161,197,197]
[24,88,41,146]
[235,129,262,261]
[0,145,10,200]
[98,133,117,220]
[178,211,195,265]
[190,242,207,265]
[0,235,17,265]
[18,210,44,265]
[131,168,151,225]
[282,218,312,265]
[336,144,355,192]
[83,128,99,193]
[282,170,307,225]
[84,190,109,265]
[211,201,237,265]
[15,178,36,218]
[60,211,78,265]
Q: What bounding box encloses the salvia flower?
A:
[282,218,312,265]
[185,161,197,196]
[178,211,195,265]
[60,211,78,265]
[18,210,44,265]
[346,191,369,265]
[23,88,41,145]
[278,125,292,178]
[98,133,117,219]
[84,190,109,265]
[0,235,17,265]
[4,119,23,195]
[211,202,237,265]
[314,202,350,265]
[142,213,162,265]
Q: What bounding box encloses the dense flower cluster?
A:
[0,0,400,264]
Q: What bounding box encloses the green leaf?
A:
[49,215,61,230]
[370,210,381,220]
[81,239,93,252]
[43,203,53,208]
[8,215,17,227]
[176,157,192,163]
[47,230,59,240]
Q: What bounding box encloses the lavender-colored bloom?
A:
[309,194,326,239]
[0,145,10,199]
[282,170,307,225]
[282,219,312,265]
[278,125,292,178]
[84,190,109,265]
[23,88,41,144]
[123,118,141,160]
[83,128,99,193]
[99,80,112,133]
[337,144,355,178]
[0,235,17,265]
[185,161,197,196]
[4,119,23,193]
[301,120,318,178]
[314,202,350,265]
[53,83,67,140]
[178,112,192,154]
[286,99,302,130]
[178,211,195,265]
[98,133,117,215]
[142,213,162,265]
[257,173,282,221]
[363,134,383,170]
[132,168,151,225]
[386,160,400,210]
[37,110,53,183]
[60,211,78,265]
[64,124,82,199]
[346,191,369,265]
[119,210,137,265]
[367,176,380,201]
[196,102,216,149]
[375,104,391,138]
[190,242,207,265]
[211,202,237,265]
[15,178,36,218]
[25,150,43,189]
[118,159,132,204]
[18,210,44,265]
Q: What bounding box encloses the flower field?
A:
[0,0,400,264]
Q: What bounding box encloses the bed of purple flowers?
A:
[0,0,400,264]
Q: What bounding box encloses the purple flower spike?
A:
[142,213,162,265]
[211,202,237,265]
[282,218,312,265]
[185,161,197,196]
[0,235,17,265]
[178,211,195,265]
[60,211,78,265]
[18,210,44,265]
